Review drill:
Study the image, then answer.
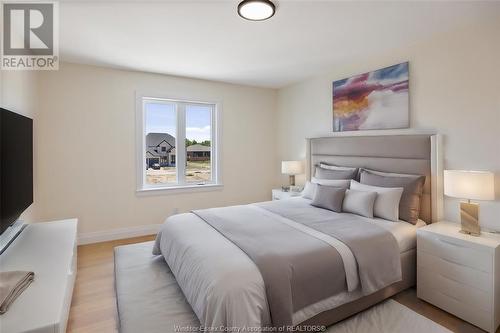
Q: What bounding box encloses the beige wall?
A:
[34,63,277,235]
[4,17,500,236]
[275,19,500,230]
[0,70,38,118]
[0,70,39,221]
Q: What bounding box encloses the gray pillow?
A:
[319,163,358,173]
[311,185,346,213]
[342,189,377,218]
[303,179,350,200]
[311,177,350,188]
[359,169,425,224]
[315,166,357,180]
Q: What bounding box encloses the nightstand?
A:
[272,188,302,201]
[417,221,500,333]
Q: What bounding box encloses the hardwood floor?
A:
[66,235,155,333]
[67,237,496,333]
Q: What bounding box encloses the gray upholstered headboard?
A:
[306,134,442,223]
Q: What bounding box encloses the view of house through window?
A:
[145,102,177,185]
[185,105,212,183]
[143,98,215,188]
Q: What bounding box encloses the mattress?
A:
[371,217,425,253]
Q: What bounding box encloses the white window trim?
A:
[135,92,223,195]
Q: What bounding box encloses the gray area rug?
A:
[114,241,199,333]
[115,241,451,333]
[327,299,451,333]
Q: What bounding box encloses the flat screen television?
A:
[0,108,33,235]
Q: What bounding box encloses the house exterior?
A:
[145,134,211,169]
[145,133,176,168]
[187,144,211,161]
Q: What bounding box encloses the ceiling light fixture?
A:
[238,0,276,21]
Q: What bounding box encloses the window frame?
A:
[136,92,222,195]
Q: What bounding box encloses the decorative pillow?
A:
[301,181,316,199]
[350,180,403,222]
[302,178,350,199]
[359,169,426,224]
[342,189,377,219]
[315,166,357,180]
[310,185,346,213]
[311,177,350,188]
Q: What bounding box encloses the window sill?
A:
[136,183,223,196]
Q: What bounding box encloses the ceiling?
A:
[59,1,500,88]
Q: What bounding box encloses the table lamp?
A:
[281,160,304,191]
[444,170,495,236]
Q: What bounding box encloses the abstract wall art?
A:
[332,62,409,132]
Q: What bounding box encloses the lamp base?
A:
[459,201,481,236]
[289,175,296,186]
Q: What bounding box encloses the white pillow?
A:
[311,177,350,188]
[342,189,377,218]
[301,181,316,199]
[350,180,403,222]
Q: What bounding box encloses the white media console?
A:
[0,219,78,333]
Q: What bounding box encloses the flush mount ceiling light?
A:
[238,0,276,21]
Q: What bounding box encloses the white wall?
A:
[0,70,39,221]
[276,19,500,230]
[34,63,277,236]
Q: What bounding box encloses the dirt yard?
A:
[146,160,211,184]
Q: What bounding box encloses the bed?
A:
[298,134,442,326]
[118,133,442,332]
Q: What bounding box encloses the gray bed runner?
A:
[193,206,346,328]
[114,242,200,333]
[193,204,401,329]
[257,200,402,294]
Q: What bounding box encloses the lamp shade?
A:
[281,160,304,175]
[444,170,495,201]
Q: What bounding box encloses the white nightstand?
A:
[272,188,302,201]
[417,221,500,333]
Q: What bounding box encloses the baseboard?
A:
[78,224,162,245]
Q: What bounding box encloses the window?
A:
[137,95,221,192]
